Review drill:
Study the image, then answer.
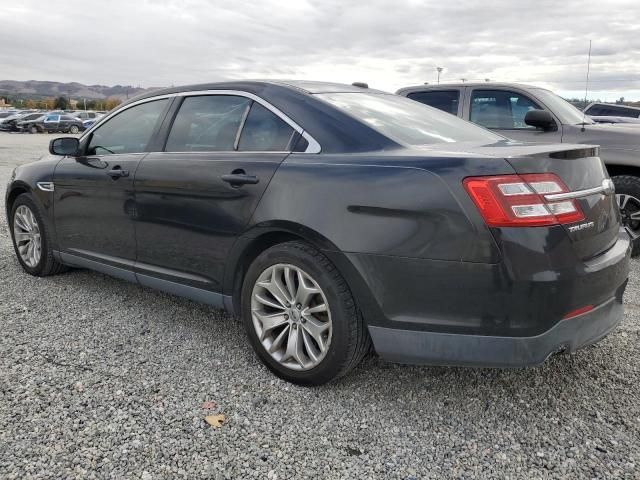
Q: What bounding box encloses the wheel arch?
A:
[224,221,381,324]
[5,181,31,222]
[606,163,640,179]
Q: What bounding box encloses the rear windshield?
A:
[318,92,502,146]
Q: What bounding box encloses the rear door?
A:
[134,93,297,292]
[468,88,562,143]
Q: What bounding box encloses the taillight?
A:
[463,173,584,227]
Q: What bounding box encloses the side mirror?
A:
[524,109,556,131]
[49,137,79,156]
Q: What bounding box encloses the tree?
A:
[105,97,122,111]
[25,99,36,109]
[54,96,68,110]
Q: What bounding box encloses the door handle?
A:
[107,168,129,178]
[221,173,259,186]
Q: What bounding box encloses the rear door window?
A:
[165,95,250,152]
[470,90,542,129]
[406,90,460,115]
[237,103,295,151]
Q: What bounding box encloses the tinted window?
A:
[61,115,75,121]
[586,104,640,118]
[407,90,460,115]
[165,95,250,152]
[87,99,168,155]
[319,92,503,146]
[237,103,294,151]
[470,90,542,129]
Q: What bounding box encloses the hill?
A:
[0,80,155,101]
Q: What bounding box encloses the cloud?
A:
[0,0,638,100]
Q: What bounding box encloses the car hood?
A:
[568,123,640,151]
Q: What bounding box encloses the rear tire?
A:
[612,175,640,256]
[241,241,370,386]
[10,194,68,277]
[29,125,38,134]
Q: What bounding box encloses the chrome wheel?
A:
[617,194,640,239]
[13,205,42,268]
[251,263,332,371]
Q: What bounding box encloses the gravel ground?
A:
[0,132,639,480]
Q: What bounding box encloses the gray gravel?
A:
[1,132,639,479]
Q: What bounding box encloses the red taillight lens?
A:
[463,173,584,227]
[562,305,594,320]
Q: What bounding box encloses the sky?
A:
[1,0,639,101]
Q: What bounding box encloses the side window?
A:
[87,99,168,155]
[470,90,542,129]
[45,115,58,122]
[165,95,250,152]
[237,103,294,151]
[406,90,460,115]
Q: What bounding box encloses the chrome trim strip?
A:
[36,181,55,192]
[545,185,606,201]
[81,89,322,154]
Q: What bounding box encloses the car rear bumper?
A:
[368,290,625,367]
[344,228,630,367]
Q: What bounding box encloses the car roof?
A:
[126,80,386,105]
[397,82,543,94]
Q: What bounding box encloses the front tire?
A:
[612,175,640,256]
[69,125,79,134]
[10,194,67,277]
[241,241,370,385]
[29,125,38,134]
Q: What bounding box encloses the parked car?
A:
[0,112,44,132]
[5,81,629,385]
[585,102,640,119]
[71,110,101,121]
[398,83,640,254]
[589,116,640,125]
[18,114,83,134]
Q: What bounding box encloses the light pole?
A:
[436,67,443,84]
[460,78,467,83]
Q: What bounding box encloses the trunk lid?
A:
[422,141,621,260]
[495,143,619,260]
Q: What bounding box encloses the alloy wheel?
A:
[13,205,42,268]
[251,263,332,371]
[617,193,640,239]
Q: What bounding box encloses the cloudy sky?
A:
[1,0,639,100]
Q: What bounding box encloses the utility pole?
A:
[460,78,467,83]
[436,67,443,84]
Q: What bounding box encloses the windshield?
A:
[531,88,593,125]
[318,92,503,146]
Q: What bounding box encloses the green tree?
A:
[54,96,68,110]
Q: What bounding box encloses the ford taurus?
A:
[5,81,630,385]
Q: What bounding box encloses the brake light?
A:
[463,173,584,227]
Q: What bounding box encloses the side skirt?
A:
[55,251,234,314]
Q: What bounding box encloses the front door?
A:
[134,94,296,292]
[467,88,562,143]
[53,98,170,272]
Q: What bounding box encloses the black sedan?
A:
[5,81,630,385]
[18,114,83,134]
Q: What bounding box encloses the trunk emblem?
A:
[568,221,595,233]
[602,179,615,196]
